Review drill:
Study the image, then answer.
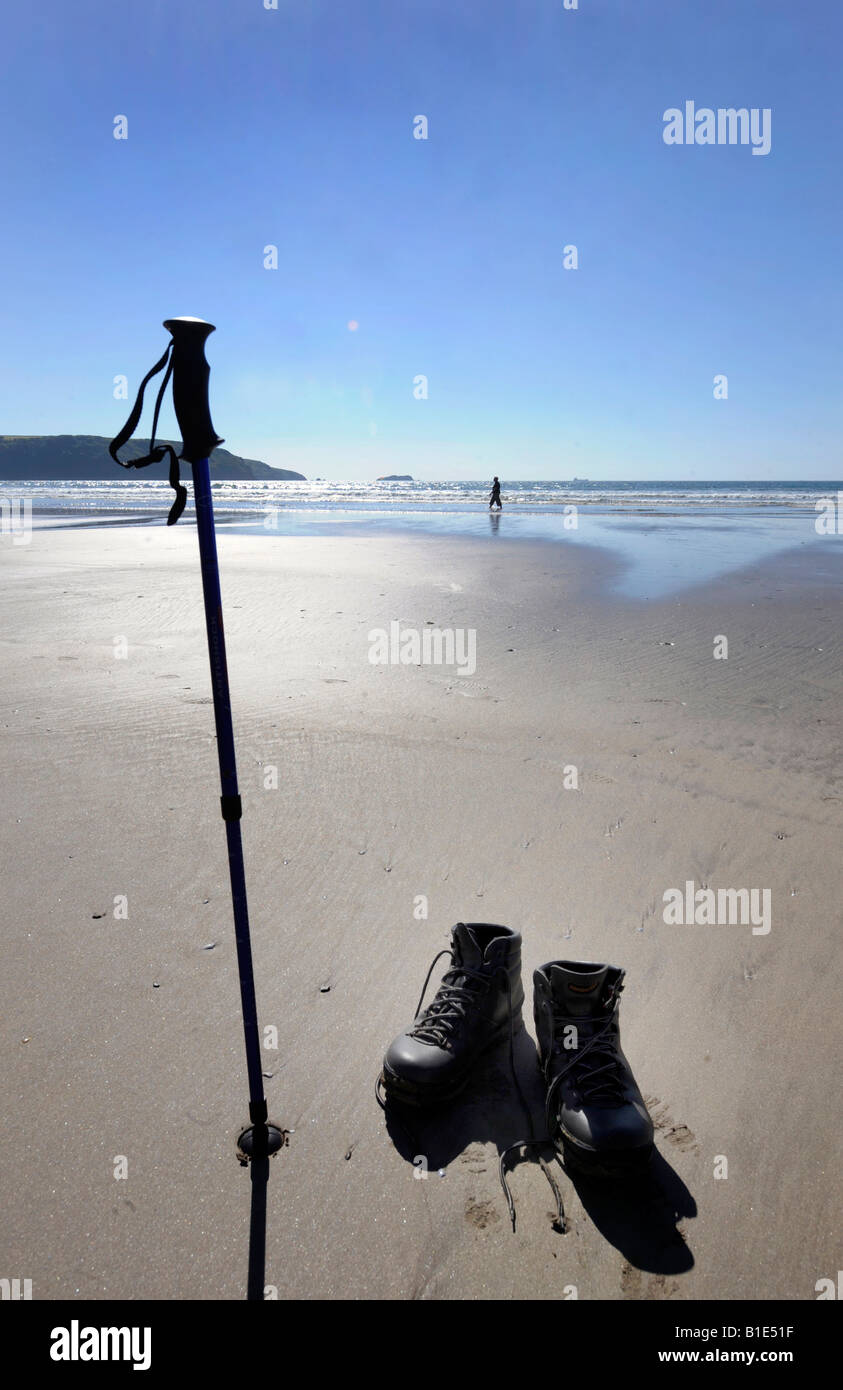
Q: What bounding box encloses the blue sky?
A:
[1,0,841,480]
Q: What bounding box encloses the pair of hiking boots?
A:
[380,922,654,1176]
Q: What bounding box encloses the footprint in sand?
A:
[465,1198,499,1230]
[664,1125,698,1152]
[621,1263,680,1299]
[459,1143,488,1175]
[645,1096,699,1154]
[620,1262,642,1297]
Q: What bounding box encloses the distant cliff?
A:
[0,436,305,482]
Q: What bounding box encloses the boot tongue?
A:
[549,962,611,1018]
[451,922,484,976]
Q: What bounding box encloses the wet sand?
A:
[0,523,840,1300]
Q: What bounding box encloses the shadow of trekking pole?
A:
[247,1154,271,1302]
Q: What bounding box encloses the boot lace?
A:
[407,948,492,1049]
[544,986,627,1134]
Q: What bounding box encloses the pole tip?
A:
[236,1123,287,1165]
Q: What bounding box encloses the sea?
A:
[5,477,843,599]
[5,476,838,518]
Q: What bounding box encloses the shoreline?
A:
[21,504,843,605]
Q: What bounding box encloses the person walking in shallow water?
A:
[489,476,502,509]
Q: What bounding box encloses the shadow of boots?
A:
[381,1025,570,1231]
[564,1147,697,1274]
[382,1023,548,1176]
[381,1028,697,1269]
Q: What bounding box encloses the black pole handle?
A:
[162,316,225,463]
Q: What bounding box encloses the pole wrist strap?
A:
[108,340,188,525]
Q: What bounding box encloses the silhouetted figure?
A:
[489,476,502,510]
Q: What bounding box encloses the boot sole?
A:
[380,1014,523,1108]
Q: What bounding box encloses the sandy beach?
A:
[1,522,840,1301]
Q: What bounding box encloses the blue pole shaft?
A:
[191,458,265,1115]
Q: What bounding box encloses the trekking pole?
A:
[166,316,284,1165]
[110,317,285,1168]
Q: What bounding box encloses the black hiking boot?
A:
[534,960,654,1176]
[380,922,524,1107]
